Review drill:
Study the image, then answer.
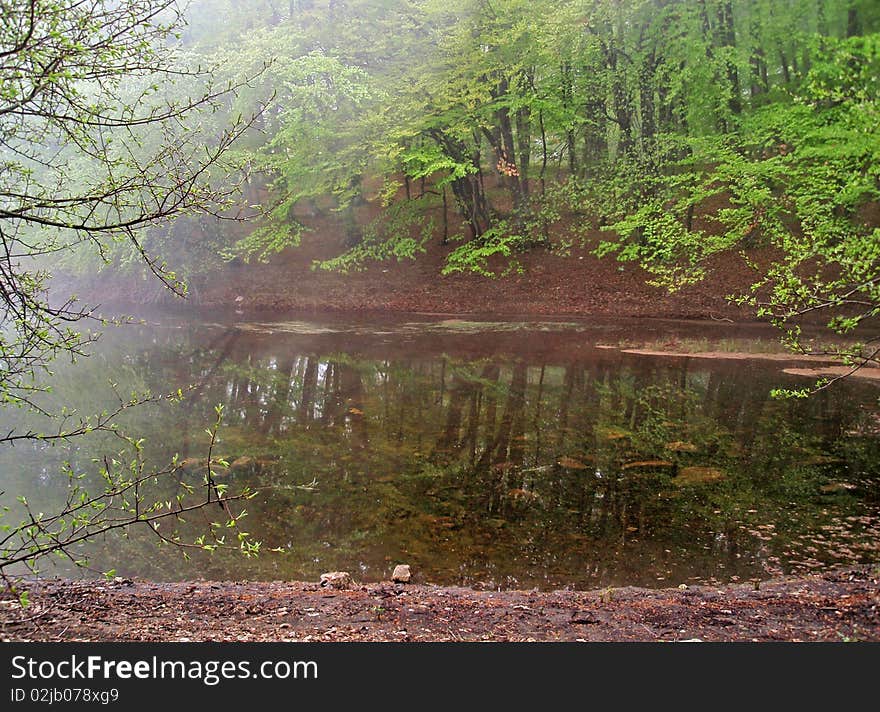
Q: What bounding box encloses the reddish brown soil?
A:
[3,567,878,642]
[68,214,769,320]
[203,239,760,319]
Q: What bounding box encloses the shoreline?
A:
[55,234,771,322]
[3,567,878,642]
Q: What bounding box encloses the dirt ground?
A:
[65,214,771,321]
[2,566,878,642]
[201,239,761,319]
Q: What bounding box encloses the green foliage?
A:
[600,31,880,375]
[227,221,308,265]
[1,0,260,402]
[442,224,526,278]
[179,2,872,274]
[27,1,880,384]
[0,394,260,581]
[314,196,436,273]
[0,1,263,588]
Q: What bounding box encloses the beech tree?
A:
[602,30,880,389]
[0,0,260,409]
[47,1,878,382]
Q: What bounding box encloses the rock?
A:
[570,611,600,625]
[597,427,630,441]
[621,459,675,471]
[507,488,541,504]
[176,457,229,475]
[391,564,412,583]
[802,454,844,467]
[819,481,857,494]
[176,456,206,472]
[319,572,353,590]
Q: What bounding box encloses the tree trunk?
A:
[718,0,742,116]
[816,0,828,36]
[538,110,547,196]
[779,50,791,84]
[608,47,634,157]
[515,104,531,202]
[482,74,529,214]
[441,186,449,245]
[639,48,658,151]
[429,129,491,239]
[846,7,861,38]
[561,63,577,176]
[748,8,768,97]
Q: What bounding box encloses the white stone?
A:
[320,571,353,590]
[392,564,412,583]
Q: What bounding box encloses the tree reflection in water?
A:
[2,318,878,589]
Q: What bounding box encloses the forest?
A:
[1,0,879,648]
[22,0,872,366]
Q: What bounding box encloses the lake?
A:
[3,311,879,590]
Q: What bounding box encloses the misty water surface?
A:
[2,312,879,590]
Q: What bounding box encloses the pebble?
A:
[392,564,412,583]
[320,571,353,590]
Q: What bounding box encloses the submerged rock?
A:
[665,441,698,453]
[176,457,229,474]
[320,571,353,590]
[230,456,257,473]
[597,427,630,441]
[819,482,857,494]
[176,456,207,472]
[557,456,589,470]
[392,564,412,583]
[674,466,724,485]
[507,488,541,504]
[621,460,675,471]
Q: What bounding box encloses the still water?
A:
[3,312,879,589]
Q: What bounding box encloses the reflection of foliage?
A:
[594,379,735,458]
[5,323,879,588]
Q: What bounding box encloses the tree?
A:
[88,0,878,387]
[0,0,266,586]
[600,29,880,390]
[0,401,261,586]
[0,0,261,409]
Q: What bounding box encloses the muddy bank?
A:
[3,567,877,642]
